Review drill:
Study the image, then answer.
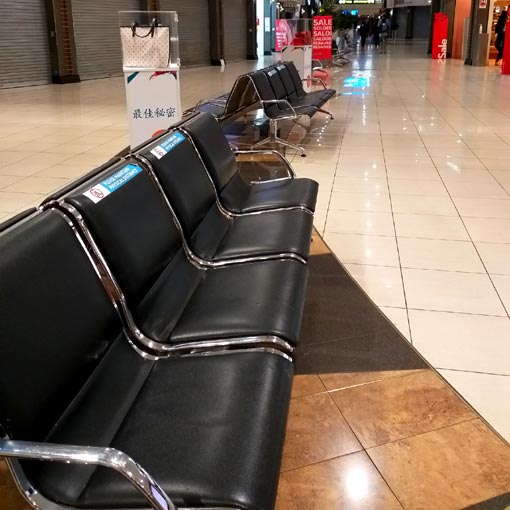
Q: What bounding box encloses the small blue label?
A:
[83,163,143,204]
[101,164,143,192]
[150,132,186,159]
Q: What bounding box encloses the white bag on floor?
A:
[120,21,170,68]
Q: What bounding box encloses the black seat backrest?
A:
[223,74,259,117]
[250,71,282,117]
[0,210,121,441]
[180,112,238,194]
[63,159,183,306]
[276,63,299,101]
[138,131,219,239]
[284,62,305,97]
[265,67,288,102]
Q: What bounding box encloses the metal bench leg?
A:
[252,119,306,157]
[318,108,334,120]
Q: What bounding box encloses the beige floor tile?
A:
[464,217,510,243]
[0,175,23,190]
[281,393,362,472]
[410,310,510,374]
[438,370,510,442]
[453,197,510,219]
[328,191,391,212]
[3,177,69,194]
[379,307,410,339]
[368,420,510,510]
[333,176,388,194]
[475,242,510,275]
[277,452,403,510]
[388,178,448,196]
[394,212,469,240]
[398,238,485,273]
[0,192,43,213]
[391,195,458,216]
[0,151,32,168]
[0,153,72,176]
[491,274,510,313]
[35,164,96,180]
[403,268,506,316]
[331,370,475,448]
[445,179,508,199]
[324,233,399,267]
[325,211,395,236]
[344,264,405,308]
[386,166,441,181]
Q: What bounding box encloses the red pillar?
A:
[432,13,449,59]
[502,18,510,74]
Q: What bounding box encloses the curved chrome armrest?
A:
[234,149,296,177]
[194,97,227,108]
[0,440,176,510]
[260,99,298,118]
[312,77,328,89]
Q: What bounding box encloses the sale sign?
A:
[313,16,333,62]
[432,13,448,60]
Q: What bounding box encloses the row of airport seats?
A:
[191,61,337,154]
[0,112,319,510]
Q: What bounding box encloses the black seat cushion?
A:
[136,251,309,345]
[222,172,319,214]
[141,132,313,261]
[65,160,309,346]
[27,339,293,510]
[192,206,313,261]
[182,113,319,213]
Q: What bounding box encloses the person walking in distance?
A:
[378,13,391,54]
[495,8,508,65]
[359,17,369,50]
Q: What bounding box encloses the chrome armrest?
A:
[229,142,240,152]
[302,77,328,89]
[192,98,228,111]
[234,149,296,178]
[260,99,298,118]
[0,440,176,510]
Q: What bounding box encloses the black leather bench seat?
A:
[63,164,309,346]
[181,112,319,213]
[136,250,308,344]
[0,210,292,510]
[27,338,292,510]
[139,132,314,262]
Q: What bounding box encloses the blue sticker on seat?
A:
[150,132,186,159]
[83,163,143,204]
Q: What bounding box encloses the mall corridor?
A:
[1,41,510,509]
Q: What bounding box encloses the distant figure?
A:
[359,18,369,49]
[371,17,380,48]
[495,9,508,64]
[378,13,391,54]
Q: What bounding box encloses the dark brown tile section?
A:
[291,374,326,399]
[277,452,404,510]
[295,329,427,389]
[368,420,510,510]
[464,492,510,509]
[0,461,26,510]
[331,370,476,448]
[281,393,362,472]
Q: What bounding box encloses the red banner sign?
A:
[432,13,448,59]
[502,19,510,74]
[313,16,333,62]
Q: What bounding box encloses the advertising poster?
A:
[313,16,333,62]
[124,70,182,147]
[432,13,448,59]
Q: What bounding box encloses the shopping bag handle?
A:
[130,18,158,38]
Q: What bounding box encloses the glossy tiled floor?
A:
[1,41,510,448]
